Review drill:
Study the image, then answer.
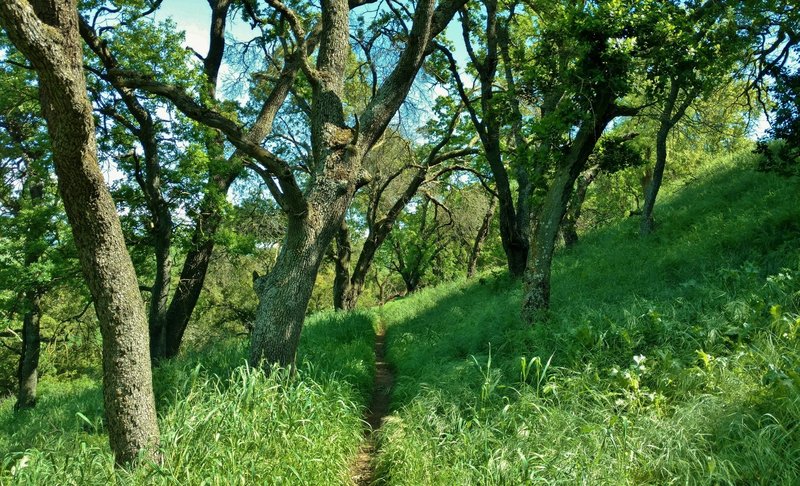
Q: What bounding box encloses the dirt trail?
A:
[350,326,393,485]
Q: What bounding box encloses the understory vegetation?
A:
[2,151,798,484]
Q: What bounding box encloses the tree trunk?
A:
[640,78,693,237]
[522,164,578,318]
[15,292,41,410]
[159,13,298,356]
[444,7,529,278]
[640,125,670,236]
[522,96,616,322]
[332,221,354,311]
[15,174,46,410]
[0,0,161,465]
[147,204,172,360]
[487,143,529,277]
[562,165,600,248]
[251,188,352,368]
[468,196,496,278]
[161,171,237,359]
[235,0,465,370]
[335,169,427,311]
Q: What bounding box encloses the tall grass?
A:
[0,310,376,484]
[2,152,798,484]
[374,153,800,484]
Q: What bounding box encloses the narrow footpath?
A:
[350,326,393,485]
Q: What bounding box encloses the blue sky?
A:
[151,0,769,138]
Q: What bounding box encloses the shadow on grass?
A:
[0,308,377,461]
[379,162,800,412]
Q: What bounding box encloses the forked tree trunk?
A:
[522,94,617,322]
[116,0,467,369]
[333,164,437,311]
[0,0,161,465]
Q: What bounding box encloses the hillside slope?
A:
[374,154,800,484]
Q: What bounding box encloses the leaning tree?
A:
[0,0,160,465]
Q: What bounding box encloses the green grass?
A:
[0,310,376,485]
[2,152,799,485]
[373,153,800,484]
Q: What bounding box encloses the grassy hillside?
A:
[374,153,800,484]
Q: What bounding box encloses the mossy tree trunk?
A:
[118,0,465,369]
[0,0,161,465]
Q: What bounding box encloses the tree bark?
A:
[251,189,353,368]
[468,196,496,278]
[0,0,160,465]
[16,292,41,410]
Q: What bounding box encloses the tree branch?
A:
[358,0,468,149]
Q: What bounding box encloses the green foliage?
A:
[756,69,800,176]
[592,134,646,173]
[372,152,800,484]
[0,309,376,484]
